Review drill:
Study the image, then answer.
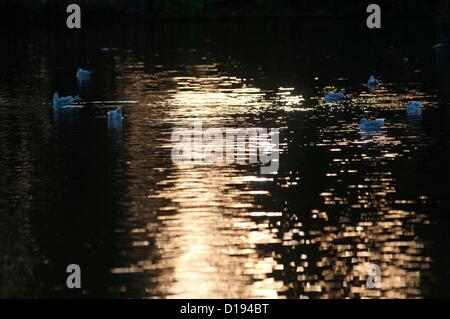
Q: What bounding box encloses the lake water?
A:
[1,18,449,298]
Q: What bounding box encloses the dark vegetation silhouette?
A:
[0,0,448,22]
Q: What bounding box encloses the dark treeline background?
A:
[0,0,449,23]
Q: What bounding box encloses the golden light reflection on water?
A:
[302,117,433,298]
[145,66,289,298]
[150,168,284,298]
[107,56,436,299]
[2,21,449,299]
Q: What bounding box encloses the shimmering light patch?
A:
[115,63,289,298]
[101,51,436,299]
[1,20,446,301]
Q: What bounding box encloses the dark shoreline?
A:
[0,0,448,26]
[0,13,445,29]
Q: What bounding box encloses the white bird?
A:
[367,75,379,92]
[53,92,79,108]
[107,107,123,120]
[360,117,385,131]
[324,92,346,103]
[76,68,92,80]
[432,43,450,50]
[406,101,422,115]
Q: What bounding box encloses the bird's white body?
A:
[367,75,379,92]
[432,43,450,50]
[360,117,385,131]
[324,92,346,103]
[108,107,124,120]
[53,92,79,107]
[76,68,92,80]
[406,101,422,115]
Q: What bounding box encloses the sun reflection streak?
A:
[146,66,287,298]
[107,55,436,299]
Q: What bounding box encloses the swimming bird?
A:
[76,68,92,80]
[367,75,379,92]
[324,92,346,103]
[107,107,123,120]
[360,117,385,132]
[432,43,450,50]
[53,92,79,108]
[406,101,422,115]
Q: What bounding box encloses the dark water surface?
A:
[1,19,450,298]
